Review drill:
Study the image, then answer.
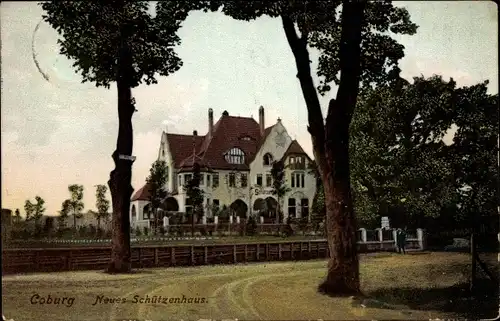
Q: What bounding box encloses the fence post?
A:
[392,229,398,250]
[266,243,270,260]
[190,246,195,265]
[154,248,159,266]
[171,247,176,265]
[204,246,208,264]
[256,244,260,261]
[233,245,237,263]
[138,248,142,268]
[244,244,248,262]
[278,243,282,260]
[376,228,383,249]
[417,228,424,250]
[359,228,367,243]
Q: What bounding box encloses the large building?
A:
[130,107,316,225]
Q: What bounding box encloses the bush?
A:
[159,226,166,236]
[280,218,294,237]
[298,217,309,235]
[143,226,149,236]
[135,226,142,236]
[245,216,258,236]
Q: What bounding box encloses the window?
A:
[288,198,296,218]
[200,174,204,186]
[213,173,219,188]
[241,173,248,187]
[178,175,182,186]
[263,153,274,166]
[301,198,309,218]
[206,174,211,187]
[266,174,272,187]
[290,157,295,164]
[162,149,165,157]
[291,172,305,188]
[213,199,220,209]
[224,147,245,164]
[143,205,151,220]
[131,205,136,221]
[241,136,252,141]
[256,174,263,186]
[228,173,236,187]
[184,174,192,184]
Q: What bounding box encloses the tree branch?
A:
[281,15,326,174]
[327,1,366,129]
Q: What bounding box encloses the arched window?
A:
[224,147,245,164]
[131,205,136,221]
[263,153,274,166]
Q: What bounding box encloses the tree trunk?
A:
[281,0,365,296]
[106,28,134,274]
[318,115,360,295]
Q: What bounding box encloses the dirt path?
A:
[2,254,477,320]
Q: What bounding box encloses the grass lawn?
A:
[7,235,323,248]
[2,252,497,320]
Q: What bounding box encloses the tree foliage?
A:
[146,160,169,230]
[183,163,205,224]
[350,76,498,231]
[450,81,498,229]
[95,184,111,228]
[58,199,71,229]
[24,196,46,228]
[40,1,185,88]
[271,160,291,222]
[68,184,84,228]
[14,208,22,224]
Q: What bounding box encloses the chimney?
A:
[193,130,198,136]
[208,108,214,138]
[259,106,265,136]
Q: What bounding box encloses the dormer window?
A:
[224,147,245,164]
[263,153,274,166]
[241,136,252,141]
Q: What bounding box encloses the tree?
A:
[271,160,291,224]
[14,208,22,224]
[25,196,46,234]
[24,200,34,222]
[450,82,498,232]
[159,0,418,295]
[68,184,84,228]
[146,160,169,233]
[350,76,459,229]
[95,184,111,230]
[41,1,189,273]
[58,199,71,230]
[183,163,204,236]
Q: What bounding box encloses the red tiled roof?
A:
[166,134,205,168]
[131,183,151,201]
[281,140,310,161]
[166,113,275,171]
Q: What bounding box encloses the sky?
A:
[1,1,498,216]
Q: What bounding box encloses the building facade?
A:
[130,107,316,225]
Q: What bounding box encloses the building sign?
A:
[254,188,272,196]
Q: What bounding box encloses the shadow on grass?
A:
[368,278,498,319]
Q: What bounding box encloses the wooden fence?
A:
[2,238,423,275]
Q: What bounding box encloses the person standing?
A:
[396,228,407,254]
